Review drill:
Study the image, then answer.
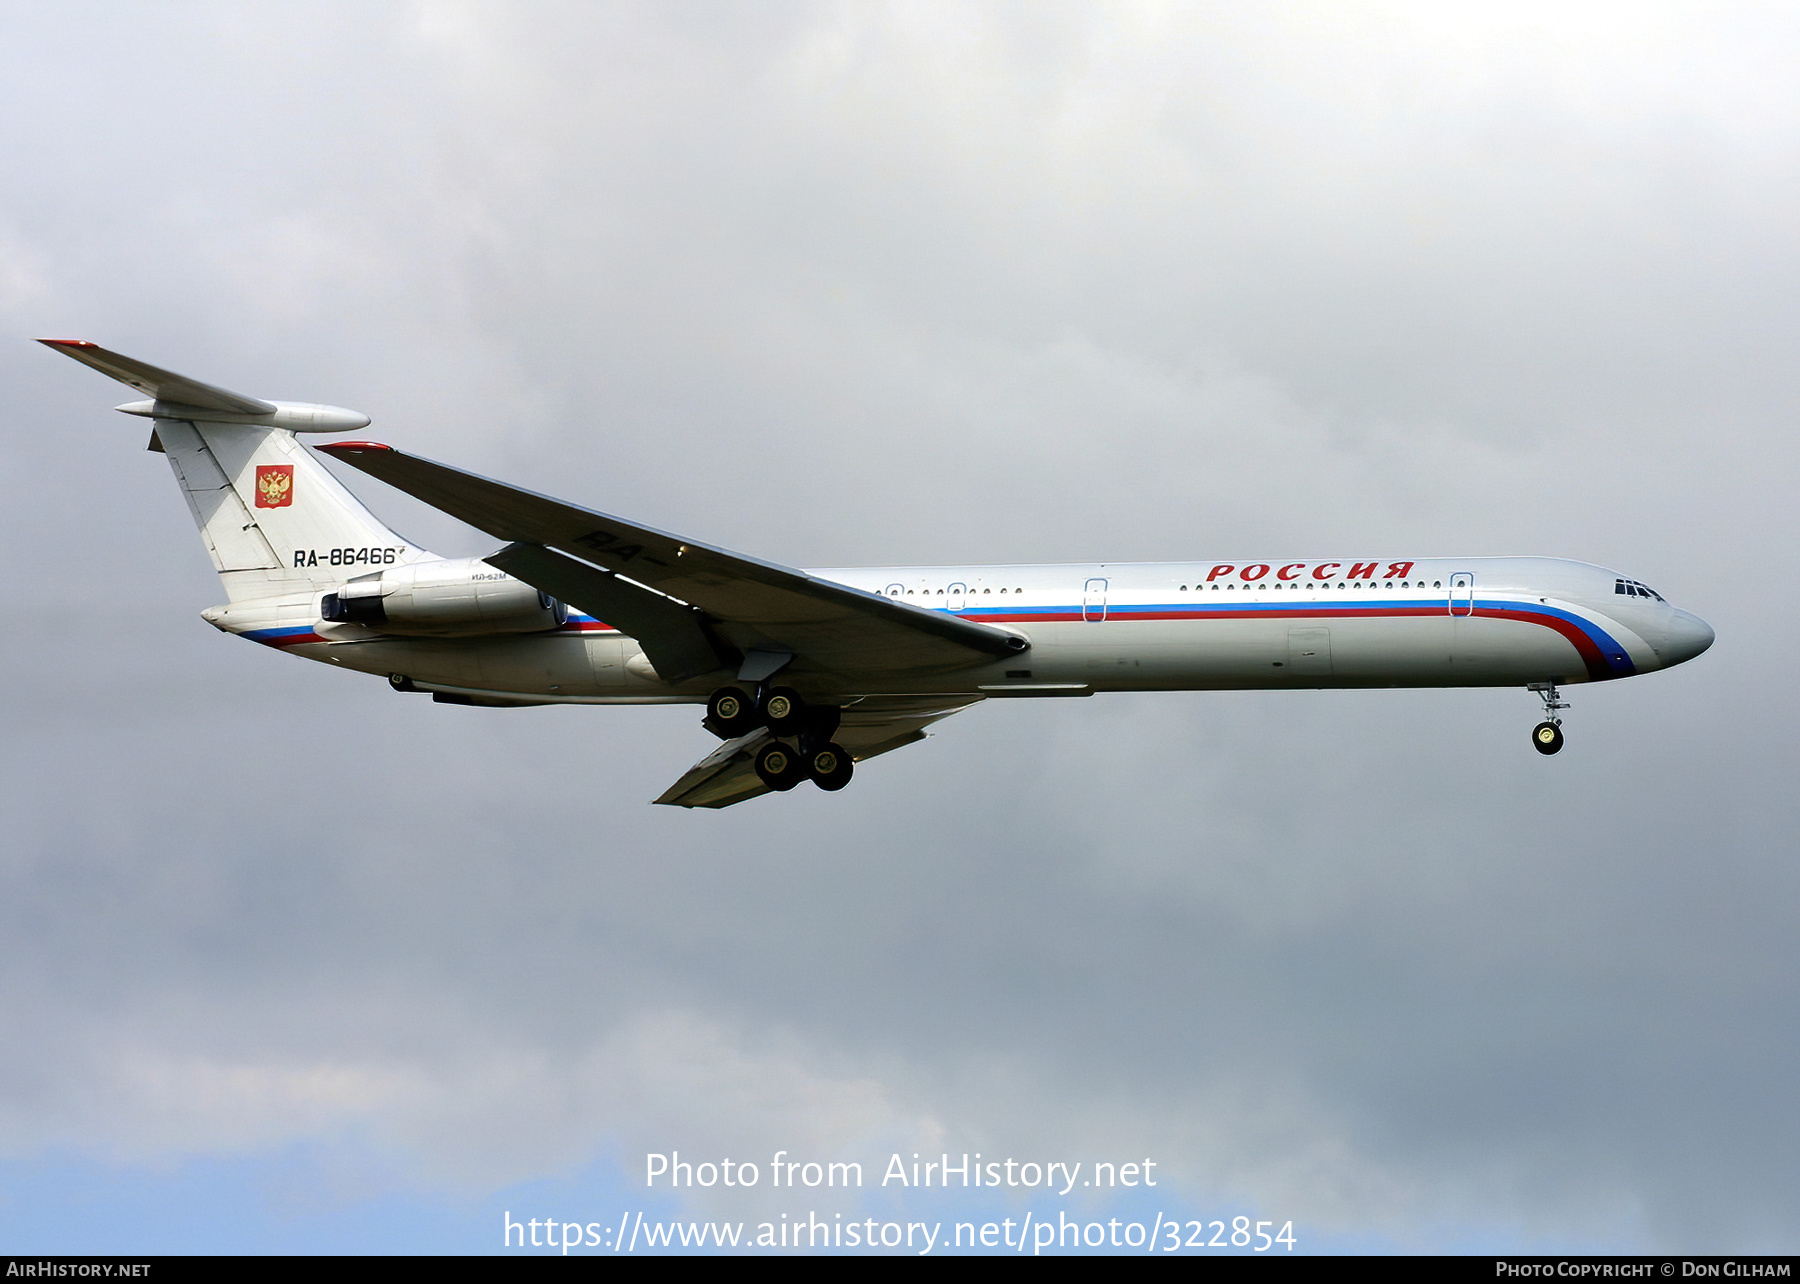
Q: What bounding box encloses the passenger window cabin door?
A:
[946,582,968,611]
[1449,572,1474,617]
[1083,577,1108,623]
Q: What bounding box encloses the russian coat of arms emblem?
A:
[255,464,294,509]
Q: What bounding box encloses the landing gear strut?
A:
[1529,682,1568,755]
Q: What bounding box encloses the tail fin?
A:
[42,340,433,600]
[151,417,430,599]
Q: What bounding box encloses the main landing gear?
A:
[709,684,855,794]
[1529,682,1569,755]
[706,686,758,737]
[752,740,855,792]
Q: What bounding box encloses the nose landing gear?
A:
[1529,682,1569,755]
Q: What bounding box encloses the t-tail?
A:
[40,339,433,601]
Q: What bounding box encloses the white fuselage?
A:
[207,554,1714,704]
[39,338,1716,799]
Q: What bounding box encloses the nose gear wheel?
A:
[1528,682,1569,755]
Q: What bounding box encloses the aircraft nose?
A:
[1656,609,1715,667]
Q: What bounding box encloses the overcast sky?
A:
[2,1,1796,1254]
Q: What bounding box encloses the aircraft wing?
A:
[653,695,983,809]
[315,442,1028,676]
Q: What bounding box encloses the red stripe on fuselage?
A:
[961,604,1619,681]
[257,631,327,648]
[1475,607,1613,680]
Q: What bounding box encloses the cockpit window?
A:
[1615,578,1665,602]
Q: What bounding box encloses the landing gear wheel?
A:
[707,686,757,737]
[760,686,806,736]
[754,741,806,791]
[808,743,854,792]
[1528,682,1571,756]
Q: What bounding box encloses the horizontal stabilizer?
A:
[40,339,370,430]
[40,339,275,413]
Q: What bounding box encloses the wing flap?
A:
[652,728,776,809]
[314,442,1027,673]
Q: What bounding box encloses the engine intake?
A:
[321,558,566,636]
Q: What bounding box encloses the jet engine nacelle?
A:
[321,557,567,636]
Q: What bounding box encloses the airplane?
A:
[43,339,1716,808]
